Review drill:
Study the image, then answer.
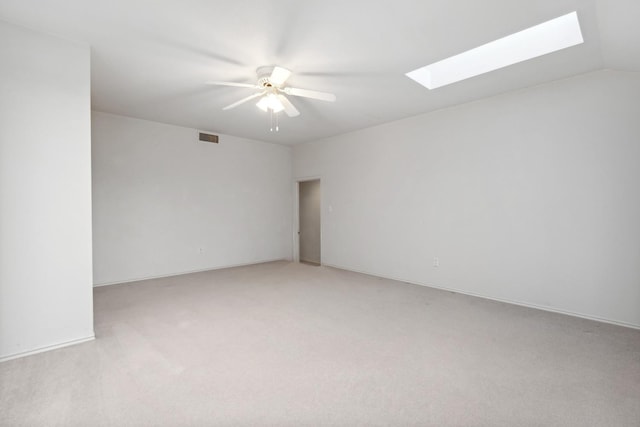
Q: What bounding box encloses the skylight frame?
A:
[406,11,584,90]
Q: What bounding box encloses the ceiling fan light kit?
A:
[207,65,336,131]
[256,93,284,113]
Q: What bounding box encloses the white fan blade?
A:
[206,81,260,89]
[270,66,292,86]
[277,95,300,117]
[283,87,336,102]
[222,92,263,110]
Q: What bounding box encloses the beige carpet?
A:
[1,261,639,426]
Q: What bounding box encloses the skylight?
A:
[406,11,584,90]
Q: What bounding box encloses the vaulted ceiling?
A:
[1,0,638,144]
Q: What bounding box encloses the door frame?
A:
[293,176,322,264]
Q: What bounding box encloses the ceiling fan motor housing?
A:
[256,66,277,87]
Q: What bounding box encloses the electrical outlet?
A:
[433,257,439,267]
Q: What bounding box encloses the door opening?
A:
[298,179,321,265]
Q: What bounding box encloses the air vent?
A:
[199,132,219,143]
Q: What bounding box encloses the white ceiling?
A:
[1,0,638,144]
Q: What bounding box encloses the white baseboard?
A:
[0,335,96,363]
[93,258,289,287]
[322,262,640,330]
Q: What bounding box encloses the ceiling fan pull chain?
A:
[276,111,279,132]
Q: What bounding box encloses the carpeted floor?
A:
[1,261,639,426]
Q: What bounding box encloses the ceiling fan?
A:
[207,66,336,118]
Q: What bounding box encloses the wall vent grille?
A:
[199,133,219,143]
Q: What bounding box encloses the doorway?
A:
[297,179,321,265]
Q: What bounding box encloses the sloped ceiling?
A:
[0,0,638,144]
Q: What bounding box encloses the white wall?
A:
[0,21,94,360]
[92,112,292,285]
[293,70,640,328]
